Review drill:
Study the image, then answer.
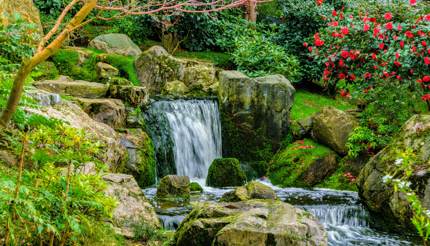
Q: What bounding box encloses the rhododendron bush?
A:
[306,1,430,109]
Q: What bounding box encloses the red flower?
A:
[410,0,417,5]
[316,0,323,6]
[373,27,380,37]
[384,12,393,20]
[405,31,414,38]
[315,39,324,46]
[425,57,430,65]
[364,72,372,79]
[349,73,356,81]
[341,27,349,35]
[338,73,346,79]
[339,59,345,67]
[363,24,370,32]
[425,14,430,22]
[422,94,430,101]
[371,53,377,60]
[422,41,427,47]
[308,46,313,52]
[400,40,405,49]
[424,75,430,82]
[418,30,426,37]
[396,52,400,59]
[332,10,337,17]
[396,75,402,80]
[369,17,377,23]
[397,24,402,31]
[385,22,393,30]
[303,42,308,47]
[394,61,402,67]
[341,50,349,59]
[329,21,339,27]
[379,43,385,50]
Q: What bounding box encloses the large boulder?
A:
[221,181,277,202]
[89,33,142,56]
[206,158,246,187]
[156,175,190,200]
[219,71,295,161]
[268,139,339,187]
[108,85,148,107]
[134,46,217,95]
[312,107,358,155]
[358,114,430,229]
[0,0,43,42]
[174,200,327,246]
[24,101,127,168]
[34,76,109,98]
[75,98,126,129]
[103,173,160,238]
[120,129,156,187]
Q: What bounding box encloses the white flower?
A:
[398,181,411,189]
[425,210,430,218]
[382,175,393,183]
[395,158,403,166]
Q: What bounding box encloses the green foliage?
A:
[189,182,203,193]
[102,54,140,85]
[52,49,98,81]
[133,222,173,245]
[290,90,354,121]
[347,83,426,157]
[34,0,65,16]
[0,18,39,63]
[316,161,357,191]
[31,61,59,81]
[232,30,301,80]
[268,139,333,187]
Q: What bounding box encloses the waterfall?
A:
[145,99,222,179]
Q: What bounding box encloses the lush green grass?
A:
[175,51,233,68]
[291,90,354,121]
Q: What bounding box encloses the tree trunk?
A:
[246,0,257,22]
[0,0,97,127]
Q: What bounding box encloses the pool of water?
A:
[143,179,419,246]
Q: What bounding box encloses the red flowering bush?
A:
[305,1,430,109]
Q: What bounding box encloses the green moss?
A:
[291,90,354,121]
[175,51,233,69]
[316,166,358,191]
[31,61,59,81]
[190,182,203,193]
[268,139,332,187]
[206,158,246,187]
[103,54,140,85]
[52,49,98,81]
[136,131,157,188]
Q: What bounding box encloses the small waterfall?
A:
[145,99,222,179]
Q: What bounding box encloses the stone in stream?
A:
[156,175,191,200]
[311,106,358,155]
[89,33,142,56]
[218,71,296,161]
[190,182,203,193]
[103,173,160,238]
[206,158,246,187]
[174,199,327,246]
[108,85,149,107]
[34,76,109,98]
[358,114,430,230]
[221,181,277,202]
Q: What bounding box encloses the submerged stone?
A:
[157,175,191,200]
[221,181,277,202]
[206,158,246,187]
[174,199,327,246]
[190,182,203,193]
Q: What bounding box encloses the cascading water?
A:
[145,99,222,179]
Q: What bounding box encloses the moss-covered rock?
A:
[34,76,109,98]
[108,85,148,107]
[74,98,126,129]
[121,129,157,188]
[134,46,217,96]
[156,175,190,200]
[219,71,295,161]
[206,158,246,187]
[89,33,142,56]
[358,114,430,229]
[190,182,203,193]
[174,200,327,246]
[268,139,339,187]
[52,48,99,82]
[221,181,277,202]
[312,107,358,155]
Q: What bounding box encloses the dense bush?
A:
[306,1,430,103]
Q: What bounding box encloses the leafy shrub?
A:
[0,18,39,63]
[232,30,301,80]
[347,82,426,157]
[306,1,430,104]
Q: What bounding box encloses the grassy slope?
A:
[291,90,354,121]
